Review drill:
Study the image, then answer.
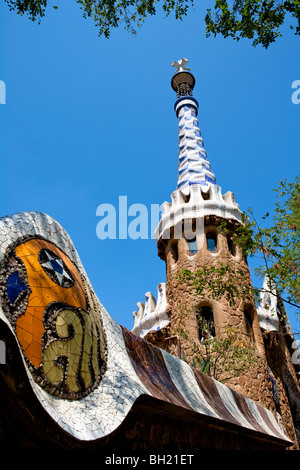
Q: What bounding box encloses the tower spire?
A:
[171,59,216,196]
[154,59,243,250]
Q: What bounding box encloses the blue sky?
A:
[0,0,299,335]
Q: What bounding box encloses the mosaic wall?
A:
[1,236,105,399]
[0,212,293,446]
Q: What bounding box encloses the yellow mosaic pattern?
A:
[15,239,86,368]
[42,309,101,392]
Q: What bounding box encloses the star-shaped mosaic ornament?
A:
[39,249,74,288]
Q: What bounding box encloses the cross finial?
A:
[171,58,190,73]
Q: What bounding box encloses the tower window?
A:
[227,236,236,256]
[187,237,198,255]
[197,307,215,341]
[206,233,217,252]
[170,242,178,264]
[244,311,255,343]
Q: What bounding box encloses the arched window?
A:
[170,242,178,264]
[244,311,255,343]
[187,237,198,255]
[227,235,236,256]
[197,306,215,341]
[206,233,217,252]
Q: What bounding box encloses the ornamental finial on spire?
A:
[171,58,190,73]
[171,58,195,98]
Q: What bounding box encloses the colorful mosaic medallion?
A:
[0,236,106,399]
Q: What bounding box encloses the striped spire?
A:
[171,60,216,196]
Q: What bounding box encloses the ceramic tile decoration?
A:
[256,275,296,336]
[257,276,282,332]
[132,283,170,337]
[154,93,244,243]
[176,102,216,194]
[0,211,292,446]
[154,64,244,244]
[154,182,244,243]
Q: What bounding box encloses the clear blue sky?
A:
[0,1,299,334]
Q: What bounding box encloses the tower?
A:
[154,59,261,356]
[132,59,300,448]
[150,59,267,366]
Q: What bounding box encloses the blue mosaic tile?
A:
[7,271,27,304]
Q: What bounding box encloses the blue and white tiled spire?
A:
[176,100,216,195]
[171,59,216,195]
[154,59,243,244]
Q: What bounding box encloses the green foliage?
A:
[177,262,250,308]
[253,175,300,309]
[179,174,300,319]
[4,0,48,21]
[177,326,189,340]
[174,305,258,381]
[178,175,300,378]
[235,175,300,313]
[199,356,211,375]
[182,349,188,363]
[191,322,258,382]
[4,0,194,37]
[4,0,299,46]
[205,0,300,48]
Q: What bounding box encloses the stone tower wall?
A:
[149,214,299,448]
[162,216,264,354]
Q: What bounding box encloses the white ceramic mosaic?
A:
[132,283,170,337]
